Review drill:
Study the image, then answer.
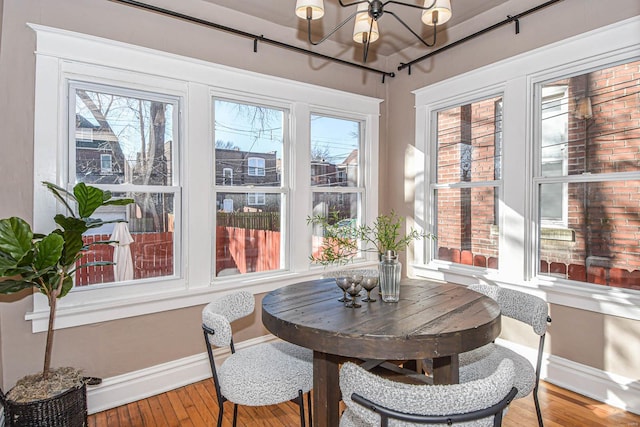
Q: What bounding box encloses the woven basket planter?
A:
[0,383,87,427]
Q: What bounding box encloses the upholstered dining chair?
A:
[459,284,552,427]
[202,291,313,427]
[339,359,517,427]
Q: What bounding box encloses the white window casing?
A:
[413,17,640,321]
[29,23,381,331]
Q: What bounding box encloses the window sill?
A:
[411,262,640,321]
[25,262,378,333]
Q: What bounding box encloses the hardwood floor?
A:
[89,379,640,426]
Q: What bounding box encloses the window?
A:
[247,157,266,176]
[213,99,286,277]
[535,61,640,288]
[30,24,380,330]
[431,96,503,268]
[100,154,113,175]
[69,83,180,287]
[309,114,364,259]
[540,85,569,226]
[413,18,639,319]
[222,168,233,185]
[247,192,266,205]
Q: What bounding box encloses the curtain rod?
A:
[397,0,564,73]
[109,0,396,82]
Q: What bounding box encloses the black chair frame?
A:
[202,325,311,427]
[350,386,518,427]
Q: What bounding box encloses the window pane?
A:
[310,115,360,187]
[436,96,503,184]
[214,100,283,187]
[540,60,640,176]
[74,89,175,186]
[75,192,176,287]
[539,181,640,290]
[311,192,360,259]
[435,187,499,268]
[215,193,282,277]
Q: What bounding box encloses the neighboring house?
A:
[75,114,127,184]
[215,148,279,212]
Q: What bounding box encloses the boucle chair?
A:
[459,284,552,427]
[339,359,517,427]
[202,291,313,427]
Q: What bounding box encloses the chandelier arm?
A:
[338,0,370,8]
[382,0,438,12]
[362,18,374,63]
[306,9,364,46]
[385,10,436,47]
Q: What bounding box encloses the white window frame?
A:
[309,111,371,262]
[28,23,381,331]
[413,17,640,321]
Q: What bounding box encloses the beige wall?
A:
[0,0,638,397]
[0,0,385,390]
[383,0,640,381]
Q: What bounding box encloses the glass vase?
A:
[379,250,401,302]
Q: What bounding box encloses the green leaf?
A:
[103,198,135,207]
[62,230,84,267]
[74,183,106,218]
[0,279,36,294]
[0,217,34,261]
[34,233,64,270]
[54,215,88,234]
[43,181,76,217]
[59,275,73,298]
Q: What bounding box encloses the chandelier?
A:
[295,0,452,62]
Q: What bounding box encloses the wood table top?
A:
[262,278,501,361]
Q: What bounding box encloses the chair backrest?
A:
[340,359,516,427]
[202,291,255,347]
[468,284,549,336]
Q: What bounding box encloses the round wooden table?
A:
[262,278,501,427]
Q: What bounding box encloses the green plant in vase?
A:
[307,210,432,265]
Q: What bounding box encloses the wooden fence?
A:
[216,212,280,231]
[75,232,174,286]
[215,226,280,275]
[438,246,640,290]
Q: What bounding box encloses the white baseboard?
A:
[497,338,640,415]
[87,335,639,416]
[87,334,276,414]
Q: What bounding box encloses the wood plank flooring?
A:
[89,379,640,426]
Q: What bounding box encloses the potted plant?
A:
[0,181,133,426]
[308,211,434,302]
[308,210,429,264]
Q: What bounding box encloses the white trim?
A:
[86,334,277,414]
[496,338,640,416]
[84,333,639,416]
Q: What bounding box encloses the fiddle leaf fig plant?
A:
[0,181,134,380]
[307,210,433,266]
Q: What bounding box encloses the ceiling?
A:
[201,0,512,58]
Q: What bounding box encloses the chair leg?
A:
[217,403,224,427]
[307,391,313,427]
[232,403,238,427]
[534,386,544,427]
[297,390,306,427]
